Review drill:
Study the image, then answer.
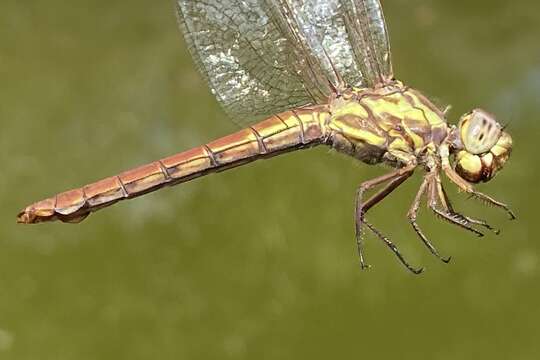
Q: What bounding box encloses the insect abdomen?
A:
[17,107,330,224]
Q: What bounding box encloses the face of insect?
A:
[453,109,512,183]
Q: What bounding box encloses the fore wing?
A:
[176,0,393,124]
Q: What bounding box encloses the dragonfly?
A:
[17,0,515,273]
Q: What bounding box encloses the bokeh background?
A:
[1,0,539,358]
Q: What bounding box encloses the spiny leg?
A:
[355,165,416,271]
[427,177,484,237]
[407,175,451,263]
[442,165,515,220]
[437,177,500,234]
[361,174,411,213]
[357,174,411,269]
[459,214,500,234]
[466,191,515,220]
[363,220,424,274]
[356,173,409,269]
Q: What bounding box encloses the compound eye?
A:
[459,109,502,155]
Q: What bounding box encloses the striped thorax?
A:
[327,82,448,168]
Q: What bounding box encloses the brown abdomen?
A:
[17,107,330,224]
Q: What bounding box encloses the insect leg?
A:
[407,175,451,263]
[427,177,484,237]
[355,164,416,271]
[442,164,515,220]
[363,221,424,274]
[436,176,500,234]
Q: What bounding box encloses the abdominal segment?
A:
[17,107,331,224]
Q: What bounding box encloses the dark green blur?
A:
[1,0,539,358]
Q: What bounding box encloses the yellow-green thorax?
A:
[327,82,448,166]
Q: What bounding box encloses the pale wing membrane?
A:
[284,0,365,89]
[265,0,334,102]
[342,0,393,86]
[176,0,324,125]
[270,0,393,88]
[175,0,392,124]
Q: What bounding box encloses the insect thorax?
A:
[327,83,449,166]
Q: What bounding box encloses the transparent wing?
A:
[342,0,393,86]
[176,0,392,124]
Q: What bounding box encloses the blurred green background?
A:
[1,0,539,359]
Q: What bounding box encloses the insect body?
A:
[17,0,514,273]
